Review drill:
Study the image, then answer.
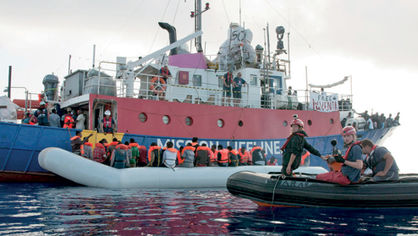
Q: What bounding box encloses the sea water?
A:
[1,125,418,235]
[1,183,417,235]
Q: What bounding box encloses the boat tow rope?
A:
[271,175,287,205]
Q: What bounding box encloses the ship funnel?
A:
[158,22,178,55]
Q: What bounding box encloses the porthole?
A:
[330,118,334,124]
[283,120,288,127]
[308,120,312,126]
[185,116,193,126]
[162,115,171,125]
[138,113,147,122]
[238,120,244,127]
[217,119,224,128]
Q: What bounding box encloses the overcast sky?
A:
[1,0,417,117]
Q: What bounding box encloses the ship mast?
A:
[191,0,209,53]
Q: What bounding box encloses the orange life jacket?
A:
[181,146,196,156]
[331,141,361,171]
[70,136,83,155]
[148,146,162,163]
[301,151,310,166]
[238,149,250,164]
[210,150,217,163]
[218,149,229,163]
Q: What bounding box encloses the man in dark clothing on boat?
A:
[281,118,323,176]
[70,131,93,155]
[360,139,399,181]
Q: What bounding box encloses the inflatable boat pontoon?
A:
[227,171,418,208]
[38,147,327,189]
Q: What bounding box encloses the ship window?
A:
[238,120,244,127]
[162,115,171,125]
[330,118,334,124]
[185,117,193,126]
[250,75,257,86]
[283,120,288,127]
[193,74,202,87]
[308,120,312,126]
[138,113,147,122]
[217,119,224,128]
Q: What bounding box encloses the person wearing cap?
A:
[103,110,115,133]
[316,126,363,185]
[280,118,323,176]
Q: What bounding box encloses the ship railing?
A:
[132,73,256,107]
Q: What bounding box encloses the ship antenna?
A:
[190,0,210,53]
[239,0,242,26]
[92,44,96,68]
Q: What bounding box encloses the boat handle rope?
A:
[271,175,286,205]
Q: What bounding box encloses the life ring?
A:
[149,77,166,95]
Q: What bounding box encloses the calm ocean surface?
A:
[2,125,418,235]
[1,183,417,235]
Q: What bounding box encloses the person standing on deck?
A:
[103,110,115,133]
[63,109,74,128]
[75,110,86,130]
[232,72,246,107]
[222,70,234,106]
[281,118,323,176]
[48,109,61,128]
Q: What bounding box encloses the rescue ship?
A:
[0,1,394,182]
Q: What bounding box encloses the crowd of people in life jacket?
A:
[70,135,272,169]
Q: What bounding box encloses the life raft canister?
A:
[149,76,166,95]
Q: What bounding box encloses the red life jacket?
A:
[103,116,112,128]
[280,132,306,151]
[218,149,229,163]
[63,115,74,128]
[93,143,106,163]
[161,67,170,77]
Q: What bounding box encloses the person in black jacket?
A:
[281,118,324,176]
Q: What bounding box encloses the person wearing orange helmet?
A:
[280,118,323,176]
[316,126,363,185]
